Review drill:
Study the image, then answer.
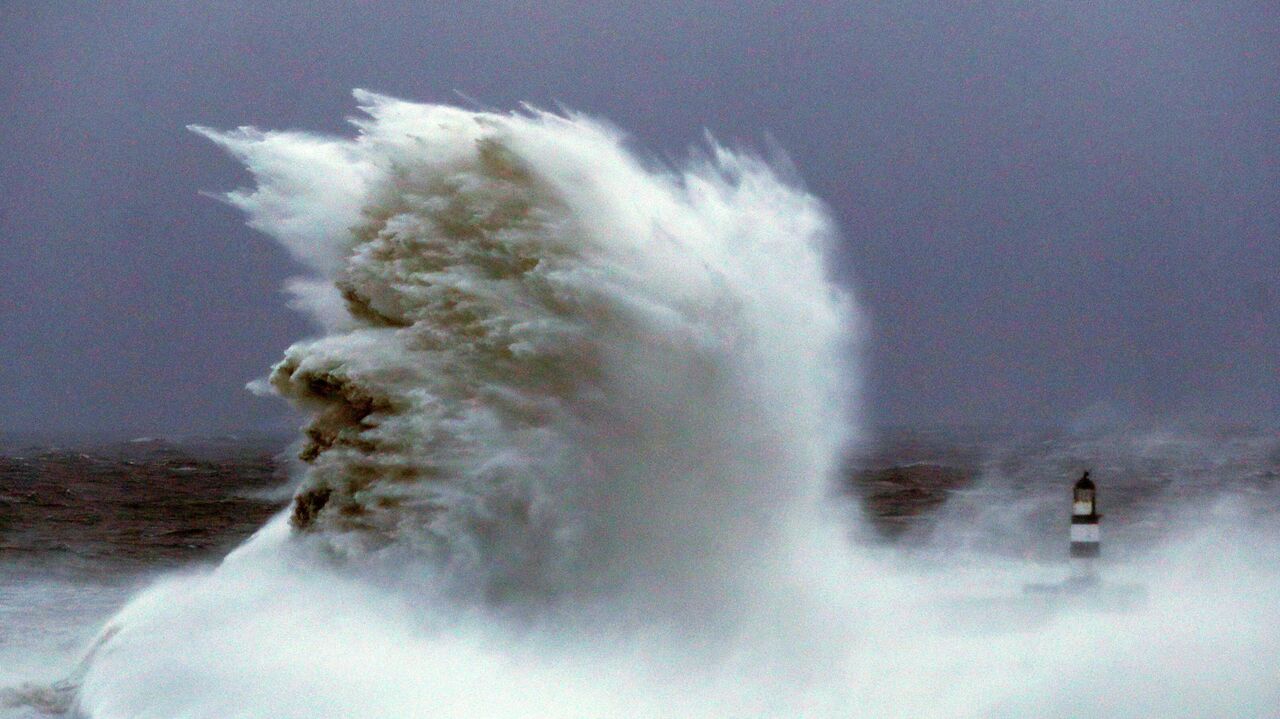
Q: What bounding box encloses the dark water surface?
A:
[0,437,288,577]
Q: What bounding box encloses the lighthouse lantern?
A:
[1073,476,1096,516]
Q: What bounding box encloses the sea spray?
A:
[184,92,854,615]
[65,94,1280,719]
[71,92,859,716]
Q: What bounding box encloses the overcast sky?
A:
[1,1,1276,437]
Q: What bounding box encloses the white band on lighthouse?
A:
[1070,523,1100,543]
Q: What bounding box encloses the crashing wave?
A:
[190,92,853,608]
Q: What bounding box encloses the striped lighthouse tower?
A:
[1070,471,1101,582]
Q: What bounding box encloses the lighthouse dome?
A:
[1075,472,1095,491]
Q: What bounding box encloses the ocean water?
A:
[2,94,1277,717]
[4,427,1278,718]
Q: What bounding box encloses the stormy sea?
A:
[2,94,1278,718]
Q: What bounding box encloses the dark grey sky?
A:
[2,1,1276,437]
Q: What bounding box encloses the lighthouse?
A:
[1070,471,1101,586]
[1021,471,1144,605]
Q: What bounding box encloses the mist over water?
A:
[19,94,1278,717]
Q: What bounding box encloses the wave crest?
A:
[194,91,854,606]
